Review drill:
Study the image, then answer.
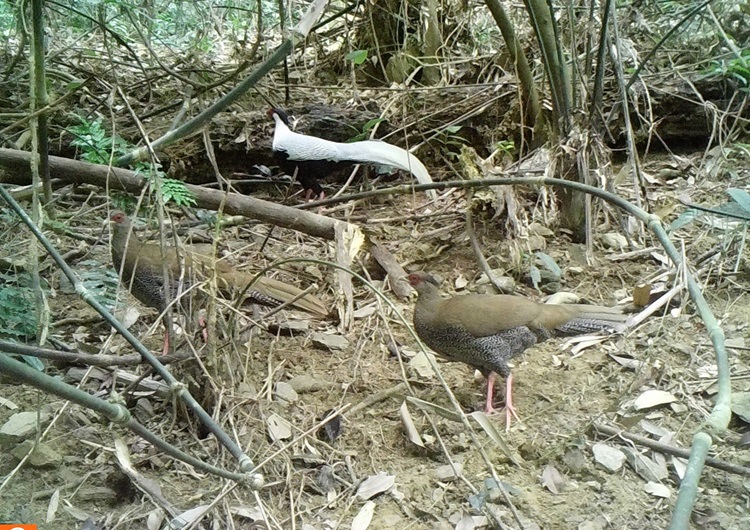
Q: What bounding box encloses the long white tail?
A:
[272,112,436,199]
[336,141,435,194]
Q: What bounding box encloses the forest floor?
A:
[1,150,749,530]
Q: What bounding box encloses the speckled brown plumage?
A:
[408,271,627,429]
[110,211,327,351]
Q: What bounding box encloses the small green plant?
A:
[0,272,38,341]
[67,117,130,164]
[345,49,369,66]
[706,50,750,90]
[669,188,750,231]
[495,140,516,157]
[529,252,562,291]
[160,177,197,207]
[433,125,468,158]
[135,164,196,207]
[68,117,196,207]
[0,1,15,36]
[76,260,121,311]
[348,117,386,143]
[110,193,138,212]
[730,143,750,158]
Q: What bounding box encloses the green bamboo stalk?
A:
[116,0,328,166]
[0,353,255,484]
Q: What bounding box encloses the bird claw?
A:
[503,404,522,432]
[197,312,209,343]
[304,190,325,203]
[484,372,521,431]
[303,189,326,214]
[484,403,522,431]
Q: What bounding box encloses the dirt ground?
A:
[1,152,749,530]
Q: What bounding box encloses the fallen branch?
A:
[368,237,411,299]
[0,340,192,367]
[592,423,750,477]
[0,147,346,240]
[347,383,407,416]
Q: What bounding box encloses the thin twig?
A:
[0,339,192,366]
[346,383,407,416]
[593,423,750,477]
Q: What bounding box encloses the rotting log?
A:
[0,148,344,240]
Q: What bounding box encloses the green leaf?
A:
[362,118,385,133]
[77,261,121,310]
[65,80,85,91]
[348,118,386,143]
[67,116,130,164]
[161,178,196,207]
[345,49,368,65]
[495,140,516,154]
[731,72,749,86]
[21,355,45,371]
[0,273,39,340]
[727,188,750,216]
[529,265,541,290]
[535,252,562,280]
[668,208,700,232]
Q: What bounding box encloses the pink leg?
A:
[484,372,498,414]
[162,332,170,356]
[484,372,522,431]
[307,190,326,213]
[305,190,326,203]
[503,373,522,431]
[198,313,209,343]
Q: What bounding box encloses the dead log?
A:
[0,148,344,240]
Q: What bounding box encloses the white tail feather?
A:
[272,113,436,199]
[336,141,434,190]
[272,118,341,160]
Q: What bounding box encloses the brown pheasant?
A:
[408,272,627,430]
[110,210,327,351]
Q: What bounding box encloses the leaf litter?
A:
[3,151,750,529]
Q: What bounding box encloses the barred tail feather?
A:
[220,271,327,316]
[554,303,629,335]
[556,318,626,335]
[254,276,328,316]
